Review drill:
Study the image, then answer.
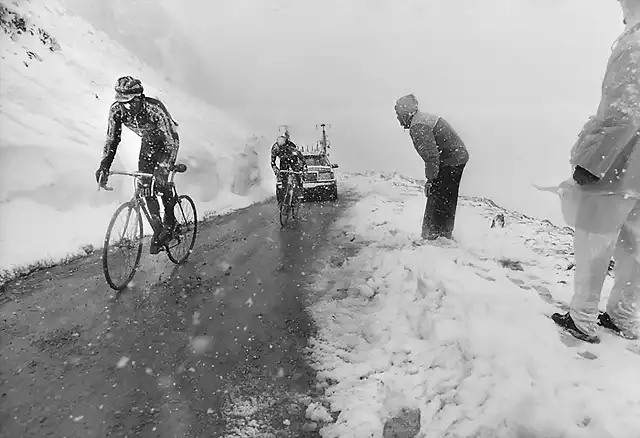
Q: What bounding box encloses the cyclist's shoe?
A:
[150,231,170,254]
[163,217,177,240]
[150,220,177,254]
[150,231,164,255]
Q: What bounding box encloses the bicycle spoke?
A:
[117,213,137,275]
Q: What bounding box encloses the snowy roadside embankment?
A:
[307,172,640,438]
[0,0,275,273]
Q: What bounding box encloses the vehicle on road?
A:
[301,151,339,201]
[99,163,198,290]
[277,151,339,201]
[279,169,305,228]
[274,123,339,202]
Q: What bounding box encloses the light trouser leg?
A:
[570,194,637,336]
[606,200,640,336]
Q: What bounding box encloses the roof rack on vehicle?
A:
[300,144,324,154]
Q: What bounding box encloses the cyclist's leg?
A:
[157,143,179,237]
[138,141,162,233]
[276,174,283,204]
[159,185,177,230]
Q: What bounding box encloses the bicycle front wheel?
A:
[291,194,300,223]
[102,201,144,291]
[280,191,292,228]
[166,195,198,264]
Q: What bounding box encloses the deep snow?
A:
[0,0,275,272]
[307,172,640,438]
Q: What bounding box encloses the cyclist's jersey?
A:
[100,96,179,170]
[270,141,306,173]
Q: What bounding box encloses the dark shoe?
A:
[551,312,600,344]
[597,312,639,340]
[157,226,172,244]
[149,234,163,255]
[149,225,172,255]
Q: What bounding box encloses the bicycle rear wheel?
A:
[166,195,198,264]
[102,201,144,290]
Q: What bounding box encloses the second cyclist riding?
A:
[279,169,305,228]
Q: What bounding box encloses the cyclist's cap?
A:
[114,76,144,102]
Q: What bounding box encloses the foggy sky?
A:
[162,0,622,224]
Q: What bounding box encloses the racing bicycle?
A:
[279,169,305,228]
[99,163,198,290]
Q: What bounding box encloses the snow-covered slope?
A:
[56,0,221,101]
[307,172,639,438]
[0,0,275,272]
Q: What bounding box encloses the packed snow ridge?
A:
[0,0,274,273]
[306,172,639,438]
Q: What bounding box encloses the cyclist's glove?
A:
[95,167,108,186]
[573,166,600,186]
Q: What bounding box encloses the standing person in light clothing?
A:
[551,0,640,343]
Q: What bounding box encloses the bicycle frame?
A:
[105,168,183,235]
[101,163,197,289]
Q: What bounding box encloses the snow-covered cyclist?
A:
[270,134,307,204]
[95,76,181,255]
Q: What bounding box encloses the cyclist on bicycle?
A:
[270,133,307,204]
[96,76,180,254]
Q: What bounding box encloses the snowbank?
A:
[0,0,275,272]
[308,172,640,438]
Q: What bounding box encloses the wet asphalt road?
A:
[0,193,353,437]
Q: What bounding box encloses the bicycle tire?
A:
[280,189,292,228]
[166,195,198,264]
[102,201,144,291]
[291,186,301,222]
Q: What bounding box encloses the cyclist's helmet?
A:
[114,76,144,102]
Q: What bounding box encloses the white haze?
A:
[61,0,623,225]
